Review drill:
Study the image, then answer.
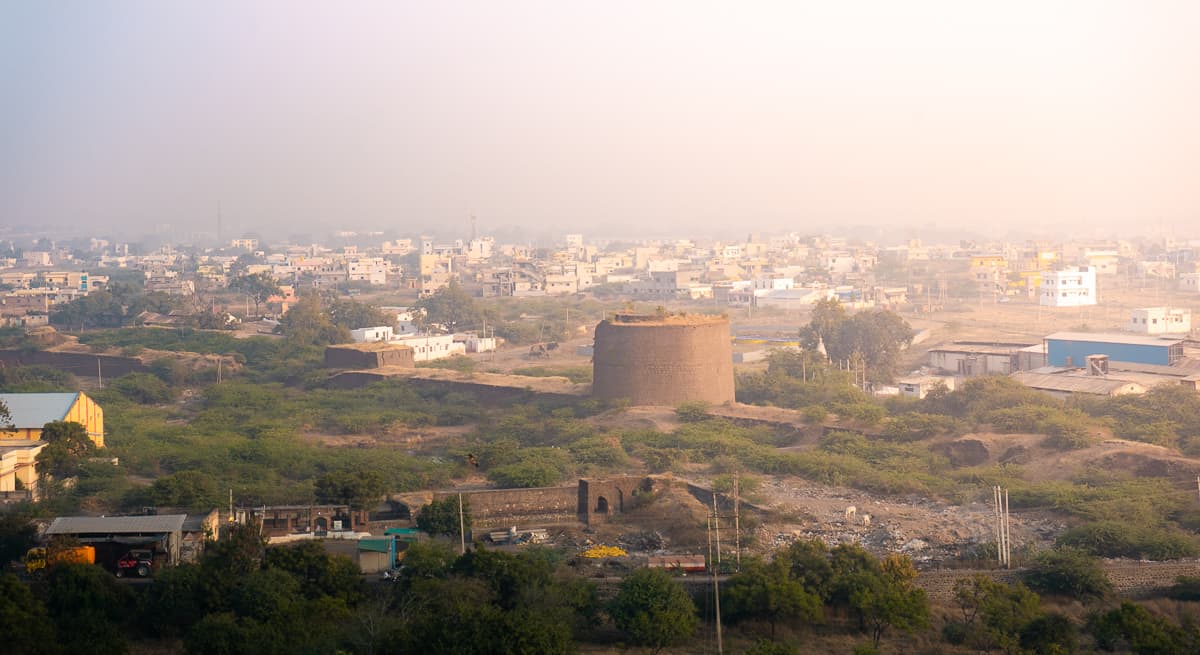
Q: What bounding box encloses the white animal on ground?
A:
[844,506,857,520]
[861,514,871,527]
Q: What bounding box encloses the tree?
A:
[277,295,351,346]
[35,420,95,479]
[414,279,482,332]
[0,510,37,568]
[45,564,134,655]
[609,568,699,653]
[722,558,824,639]
[416,496,471,538]
[50,291,126,331]
[0,573,61,655]
[776,539,834,600]
[328,299,392,331]
[314,470,385,511]
[844,551,926,643]
[111,372,176,404]
[1020,612,1077,655]
[798,300,913,383]
[1090,601,1190,654]
[228,273,281,318]
[1024,547,1112,600]
[951,574,1044,654]
[799,298,847,352]
[265,540,363,602]
[148,470,219,508]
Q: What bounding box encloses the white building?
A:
[347,258,388,286]
[1129,307,1192,335]
[896,375,956,399]
[1180,272,1200,294]
[1039,266,1097,307]
[393,334,466,362]
[465,335,497,353]
[351,326,394,343]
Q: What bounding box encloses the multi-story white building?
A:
[1179,272,1200,294]
[1039,266,1097,307]
[1129,307,1192,335]
[347,258,388,285]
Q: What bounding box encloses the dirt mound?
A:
[935,433,1200,483]
[935,438,990,467]
[611,480,711,552]
[588,406,682,433]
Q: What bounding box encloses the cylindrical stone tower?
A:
[592,313,734,406]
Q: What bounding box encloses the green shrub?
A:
[674,401,711,422]
[801,405,828,424]
[1024,547,1111,599]
[1057,521,1200,560]
[881,413,959,441]
[111,373,176,404]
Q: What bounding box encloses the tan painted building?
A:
[0,440,45,501]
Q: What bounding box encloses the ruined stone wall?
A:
[592,317,735,406]
[0,350,146,378]
[433,486,579,528]
[326,372,583,405]
[323,345,414,369]
[578,476,654,525]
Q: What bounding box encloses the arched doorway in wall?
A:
[314,517,328,533]
[596,496,609,514]
[617,489,624,513]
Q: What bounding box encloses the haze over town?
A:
[4,1,1200,240]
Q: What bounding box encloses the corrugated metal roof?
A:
[46,514,187,535]
[0,393,79,429]
[1010,372,1144,395]
[1044,332,1184,347]
[357,538,393,553]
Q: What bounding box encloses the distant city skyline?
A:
[3,1,1199,237]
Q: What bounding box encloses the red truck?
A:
[115,549,155,578]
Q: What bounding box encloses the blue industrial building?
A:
[1043,332,1184,367]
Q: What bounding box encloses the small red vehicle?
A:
[115,549,155,578]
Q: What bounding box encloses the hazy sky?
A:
[2,1,1199,239]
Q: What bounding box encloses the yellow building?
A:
[0,392,105,447]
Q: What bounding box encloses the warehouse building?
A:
[0,392,105,447]
[1043,332,1185,367]
[44,514,187,570]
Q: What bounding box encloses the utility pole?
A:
[712,493,723,655]
[993,485,1012,568]
[733,474,741,569]
[1004,487,1011,568]
[458,493,466,555]
[97,358,103,389]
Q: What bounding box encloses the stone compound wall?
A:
[916,560,1200,601]
[423,476,656,529]
[592,315,735,406]
[433,486,580,529]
